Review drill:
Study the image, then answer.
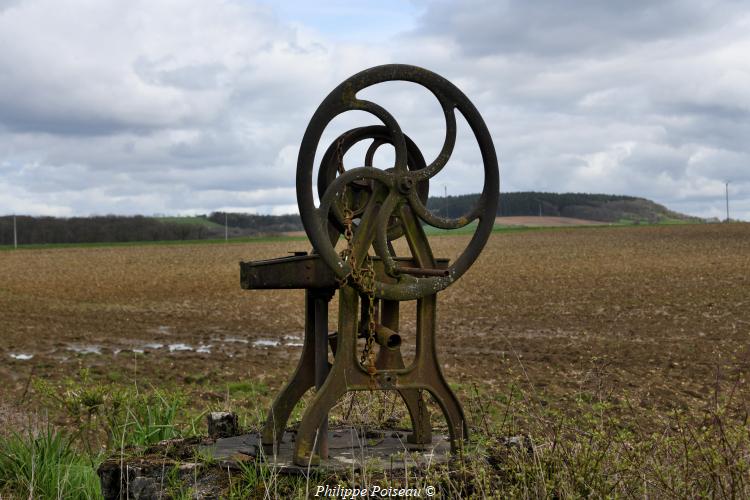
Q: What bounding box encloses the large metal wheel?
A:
[297,64,499,301]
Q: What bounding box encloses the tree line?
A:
[207,212,303,233]
[0,215,215,246]
[1,192,694,246]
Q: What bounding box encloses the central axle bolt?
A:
[397,177,414,194]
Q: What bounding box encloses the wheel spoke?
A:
[407,189,482,230]
[349,183,386,268]
[411,100,457,182]
[364,138,384,167]
[398,203,436,269]
[373,190,400,277]
[353,99,407,171]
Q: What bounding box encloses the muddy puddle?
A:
[6,333,306,363]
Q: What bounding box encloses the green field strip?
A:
[0,220,709,251]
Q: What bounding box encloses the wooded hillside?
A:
[1,192,700,245]
[428,192,700,224]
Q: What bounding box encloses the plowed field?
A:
[2,223,749,422]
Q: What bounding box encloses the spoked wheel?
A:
[317,125,430,243]
[296,64,499,301]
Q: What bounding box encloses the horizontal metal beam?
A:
[241,254,448,290]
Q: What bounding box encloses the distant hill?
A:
[428,192,700,224]
[0,192,700,246]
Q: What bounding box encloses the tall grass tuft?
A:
[34,370,186,451]
[0,427,101,499]
[110,389,184,447]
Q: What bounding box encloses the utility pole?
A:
[725,181,730,222]
[538,202,542,217]
[13,214,17,249]
[225,212,229,241]
[444,185,448,217]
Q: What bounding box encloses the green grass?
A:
[1,218,707,252]
[227,458,307,499]
[424,220,514,236]
[226,380,270,397]
[425,219,623,236]
[34,370,189,451]
[113,390,184,447]
[18,363,750,498]
[656,217,699,225]
[211,376,750,498]
[0,428,102,499]
[617,216,702,226]
[0,233,308,251]
[165,463,198,500]
[156,215,225,229]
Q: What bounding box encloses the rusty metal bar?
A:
[241,255,449,290]
[396,266,449,277]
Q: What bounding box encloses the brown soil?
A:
[1,223,749,425]
[495,216,608,226]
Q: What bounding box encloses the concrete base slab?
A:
[202,428,452,473]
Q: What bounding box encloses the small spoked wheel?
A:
[296,64,499,301]
[317,125,430,242]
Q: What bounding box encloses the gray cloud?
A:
[415,0,746,57]
[0,0,748,220]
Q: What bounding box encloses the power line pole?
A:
[725,181,730,222]
[225,212,228,241]
[444,185,448,217]
[13,214,17,249]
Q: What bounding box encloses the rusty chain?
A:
[334,138,378,386]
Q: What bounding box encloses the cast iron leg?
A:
[293,285,369,465]
[415,294,468,451]
[378,300,432,445]
[261,289,333,455]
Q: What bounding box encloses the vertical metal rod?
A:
[13,214,17,249]
[313,293,330,459]
[726,181,730,222]
[381,300,399,331]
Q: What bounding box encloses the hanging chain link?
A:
[334,138,378,386]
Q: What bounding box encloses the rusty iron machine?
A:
[241,64,499,466]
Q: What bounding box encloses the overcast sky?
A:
[0,0,748,220]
